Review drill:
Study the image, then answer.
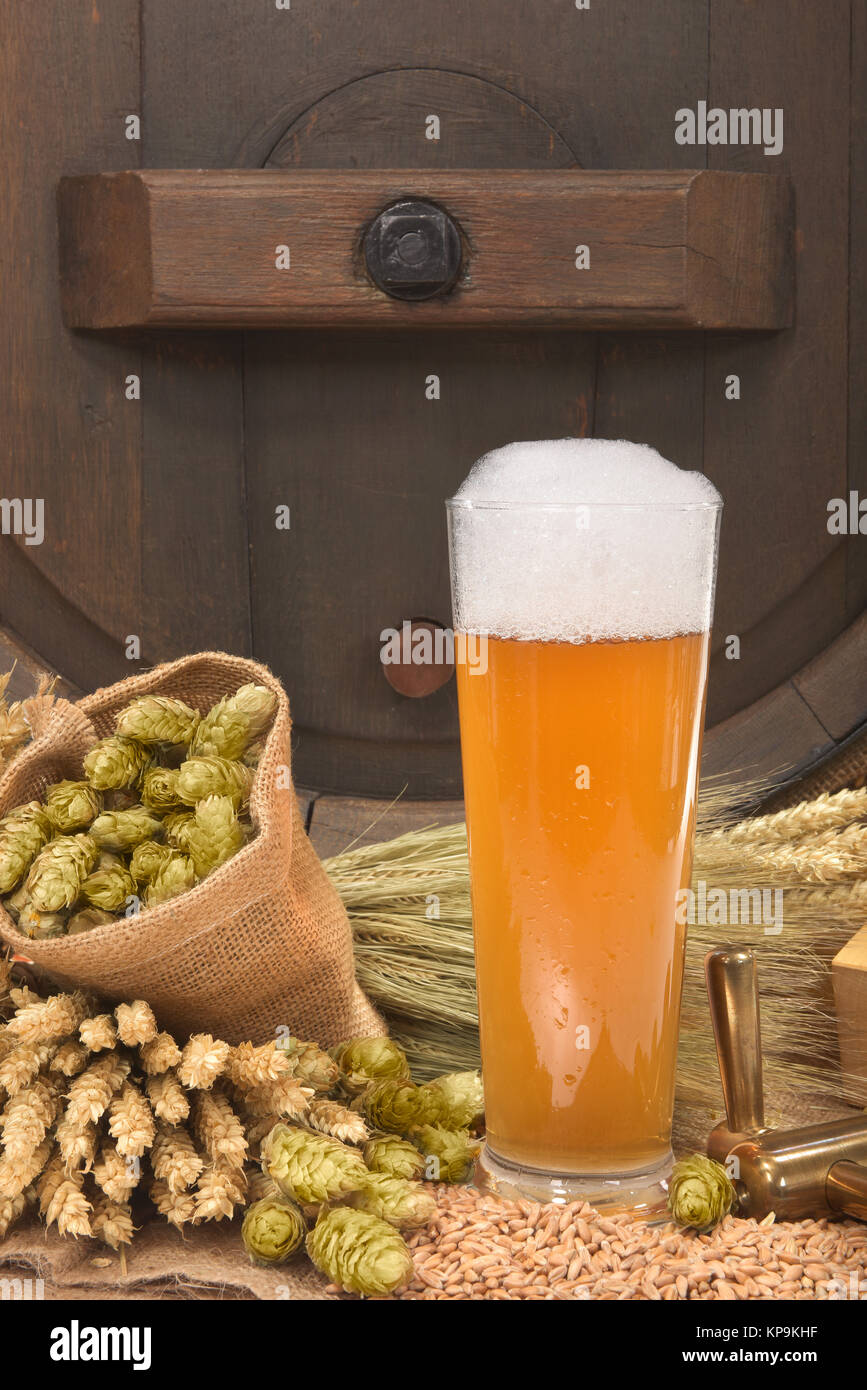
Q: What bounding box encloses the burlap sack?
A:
[0,652,383,1046]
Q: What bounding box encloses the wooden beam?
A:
[58,169,793,331]
[0,625,80,703]
[307,794,465,861]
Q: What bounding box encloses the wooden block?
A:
[57,169,793,331]
[832,925,867,1102]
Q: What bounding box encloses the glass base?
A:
[475,1143,674,1217]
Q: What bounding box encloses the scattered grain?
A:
[392,1184,867,1301]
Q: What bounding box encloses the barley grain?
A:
[390,1182,867,1301]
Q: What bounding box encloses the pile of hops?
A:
[247,1036,484,1295]
[0,684,276,938]
[0,967,484,1295]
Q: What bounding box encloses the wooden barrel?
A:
[0,1,863,807]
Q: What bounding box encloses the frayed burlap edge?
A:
[0,1214,338,1301]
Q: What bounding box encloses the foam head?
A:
[447,438,722,642]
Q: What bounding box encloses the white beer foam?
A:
[449,439,721,642]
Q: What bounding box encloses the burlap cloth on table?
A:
[0,1214,337,1301]
[0,651,383,1046]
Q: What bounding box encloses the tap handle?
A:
[704,947,765,1135]
[827,1162,867,1223]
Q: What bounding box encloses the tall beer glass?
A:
[447,439,721,1211]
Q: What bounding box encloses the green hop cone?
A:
[83,736,151,791]
[28,917,68,940]
[667,1155,735,1231]
[241,739,266,770]
[349,1174,436,1231]
[3,881,32,922]
[261,1122,368,1205]
[1,799,51,825]
[190,709,249,762]
[140,766,181,813]
[241,1195,306,1266]
[129,840,175,885]
[0,803,52,893]
[360,1079,442,1135]
[277,1037,339,1093]
[307,1206,413,1296]
[116,695,201,747]
[333,1036,411,1096]
[227,683,277,739]
[163,811,195,851]
[26,833,98,912]
[1,800,50,817]
[192,683,277,760]
[176,756,253,811]
[184,795,244,878]
[363,1136,426,1182]
[81,857,136,911]
[68,907,115,934]
[43,780,101,833]
[90,806,163,853]
[409,1125,480,1183]
[145,853,196,907]
[425,1071,485,1131]
[16,896,68,940]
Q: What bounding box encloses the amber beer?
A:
[447,439,721,1208]
[456,631,707,1176]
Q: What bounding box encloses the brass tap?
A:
[704,946,867,1222]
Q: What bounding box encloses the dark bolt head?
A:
[364,199,463,301]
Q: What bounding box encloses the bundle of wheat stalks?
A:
[325,783,867,1148]
[0,668,57,776]
[0,964,341,1260]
